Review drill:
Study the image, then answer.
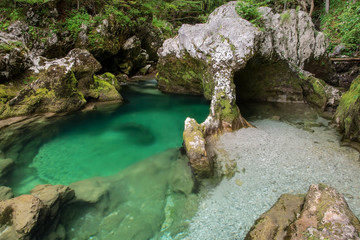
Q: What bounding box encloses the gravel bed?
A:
[185,119,360,240]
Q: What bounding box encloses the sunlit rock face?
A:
[157,1,328,133]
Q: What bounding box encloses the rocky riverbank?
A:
[186,118,360,239]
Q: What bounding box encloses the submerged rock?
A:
[0,186,14,201]
[0,158,14,178]
[69,177,110,204]
[246,184,360,240]
[0,195,44,240]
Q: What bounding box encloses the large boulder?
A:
[0,32,31,82]
[117,36,149,75]
[335,74,360,142]
[246,184,360,240]
[30,184,75,220]
[0,195,44,240]
[0,48,123,119]
[245,194,305,240]
[0,184,75,240]
[287,184,360,239]
[157,2,328,133]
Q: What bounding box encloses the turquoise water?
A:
[7,80,209,195]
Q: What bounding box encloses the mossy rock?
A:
[0,85,18,104]
[99,72,121,92]
[0,67,86,119]
[245,194,305,240]
[214,90,239,124]
[334,75,360,142]
[157,52,213,100]
[301,76,327,110]
[89,75,123,102]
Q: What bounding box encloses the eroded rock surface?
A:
[246,184,360,240]
[288,184,360,239]
[0,195,43,240]
[183,118,212,177]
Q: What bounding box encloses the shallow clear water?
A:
[187,104,360,240]
[7,80,209,195]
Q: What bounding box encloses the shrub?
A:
[320,0,360,55]
[236,0,268,29]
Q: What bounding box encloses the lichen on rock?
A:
[183,117,212,177]
[246,184,360,240]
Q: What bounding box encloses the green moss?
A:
[335,75,360,141]
[302,76,327,109]
[214,90,239,123]
[156,52,212,99]
[0,85,18,104]
[99,72,121,92]
[89,75,122,101]
[281,11,290,23]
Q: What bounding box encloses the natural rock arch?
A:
[157,1,333,176]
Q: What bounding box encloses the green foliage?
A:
[152,17,174,38]
[320,0,360,55]
[236,0,268,29]
[281,10,290,23]
[13,0,51,4]
[64,8,94,40]
[0,8,22,31]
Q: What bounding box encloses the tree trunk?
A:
[325,0,330,13]
[309,0,315,16]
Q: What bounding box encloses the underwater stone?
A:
[0,186,14,201]
[0,195,44,240]
[31,184,75,220]
[69,177,111,204]
[0,158,14,178]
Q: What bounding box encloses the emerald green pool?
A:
[7,80,209,195]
